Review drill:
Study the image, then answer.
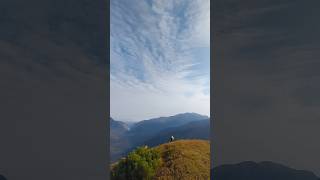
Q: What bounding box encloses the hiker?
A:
[170,136,174,142]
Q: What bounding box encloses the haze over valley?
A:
[110,112,210,162]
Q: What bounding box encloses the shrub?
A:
[111,146,162,180]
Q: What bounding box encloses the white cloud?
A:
[110,0,210,121]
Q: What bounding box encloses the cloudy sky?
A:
[110,0,210,121]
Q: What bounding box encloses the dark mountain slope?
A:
[127,113,208,145]
[143,118,210,147]
[110,117,130,162]
[213,161,319,180]
[110,113,209,162]
[110,117,128,136]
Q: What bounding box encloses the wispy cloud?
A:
[110,0,210,121]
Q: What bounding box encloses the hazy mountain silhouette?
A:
[110,113,209,162]
[122,121,136,129]
[127,113,208,144]
[142,119,209,147]
[110,117,129,135]
[213,161,320,180]
[110,117,130,162]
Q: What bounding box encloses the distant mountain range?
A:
[110,113,210,162]
[110,118,130,161]
[213,161,320,180]
[143,119,209,147]
[110,117,129,136]
[110,114,320,179]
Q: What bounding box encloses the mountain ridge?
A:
[126,113,208,142]
[143,118,210,147]
[110,112,210,162]
[213,161,320,180]
[111,139,210,180]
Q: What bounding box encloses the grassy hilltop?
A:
[111,139,210,180]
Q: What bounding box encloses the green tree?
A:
[111,146,162,180]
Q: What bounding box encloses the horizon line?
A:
[111,112,211,122]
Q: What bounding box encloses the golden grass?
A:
[154,139,210,180]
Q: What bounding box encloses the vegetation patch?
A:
[111,140,210,180]
[111,146,162,180]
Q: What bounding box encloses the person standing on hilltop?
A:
[170,136,174,142]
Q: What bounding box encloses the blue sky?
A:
[110,0,210,121]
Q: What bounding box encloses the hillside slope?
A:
[110,118,129,143]
[111,140,210,180]
[213,161,320,180]
[154,140,210,179]
[127,113,208,144]
[110,117,130,162]
[110,113,209,162]
[143,119,209,147]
